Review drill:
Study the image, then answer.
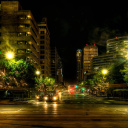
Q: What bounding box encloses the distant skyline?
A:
[1,0,128,83]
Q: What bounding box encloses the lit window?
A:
[19,15,26,19]
[27,15,31,19]
[26,32,31,36]
[18,32,26,36]
[26,49,32,53]
[17,49,26,54]
[18,24,25,28]
[17,41,27,44]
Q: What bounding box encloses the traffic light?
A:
[82,88,85,91]
[75,85,78,89]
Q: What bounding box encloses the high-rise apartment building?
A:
[83,44,98,77]
[76,49,82,83]
[57,68,63,83]
[57,54,63,84]
[92,36,128,71]
[51,47,58,80]
[107,36,128,56]
[0,1,40,69]
[38,18,51,78]
[91,54,116,71]
[51,47,63,83]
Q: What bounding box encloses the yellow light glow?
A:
[36,96,39,99]
[53,96,57,100]
[27,15,31,19]
[6,52,14,59]
[44,97,48,100]
[102,69,108,75]
[36,70,40,75]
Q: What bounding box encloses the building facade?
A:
[51,47,63,83]
[91,54,116,71]
[83,44,98,78]
[107,36,128,57]
[38,18,51,78]
[92,36,128,71]
[0,1,40,69]
[51,47,58,80]
[76,49,82,83]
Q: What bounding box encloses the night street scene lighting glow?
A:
[5,52,14,59]
[1,1,128,128]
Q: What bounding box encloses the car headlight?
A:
[36,96,39,99]
[53,96,57,100]
[44,97,48,100]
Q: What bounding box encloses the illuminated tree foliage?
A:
[0,59,36,88]
[35,77,55,93]
[121,62,128,83]
[106,62,125,84]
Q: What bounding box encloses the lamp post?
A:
[101,69,108,96]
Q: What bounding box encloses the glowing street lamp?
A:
[102,69,108,75]
[5,51,14,60]
[36,70,40,75]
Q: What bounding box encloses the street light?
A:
[36,70,40,75]
[102,69,108,75]
[5,51,14,59]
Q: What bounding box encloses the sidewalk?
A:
[0,99,29,105]
[90,94,128,105]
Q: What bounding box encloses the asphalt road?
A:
[0,94,128,128]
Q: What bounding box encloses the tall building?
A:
[91,54,116,71]
[107,36,128,56]
[0,1,40,69]
[51,47,63,83]
[38,18,51,78]
[83,44,98,78]
[51,47,58,80]
[76,49,82,83]
[57,55,63,84]
[92,36,128,71]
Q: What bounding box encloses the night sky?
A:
[2,0,128,83]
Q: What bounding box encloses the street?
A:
[0,94,128,128]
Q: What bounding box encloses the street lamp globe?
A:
[102,69,108,75]
[6,51,14,59]
[36,70,40,75]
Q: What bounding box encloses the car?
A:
[39,91,59,102]
[43,94,58,102]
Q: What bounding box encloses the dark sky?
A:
[2,0,128,83]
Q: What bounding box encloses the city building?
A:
[0,1,40,69]
[51,47,58,81]
[107,36,128,57]
[51,47,63,83]
[76,49,82,83]
[92,36,128,71]
[38,18,51,78]
[91,54,116,71]
[57,55,63,84]
[83,44,98,78]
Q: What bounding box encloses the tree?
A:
[121,62,128,83]
[35,77,55,93]
[0,59,36,88]
[107,61,125,84]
